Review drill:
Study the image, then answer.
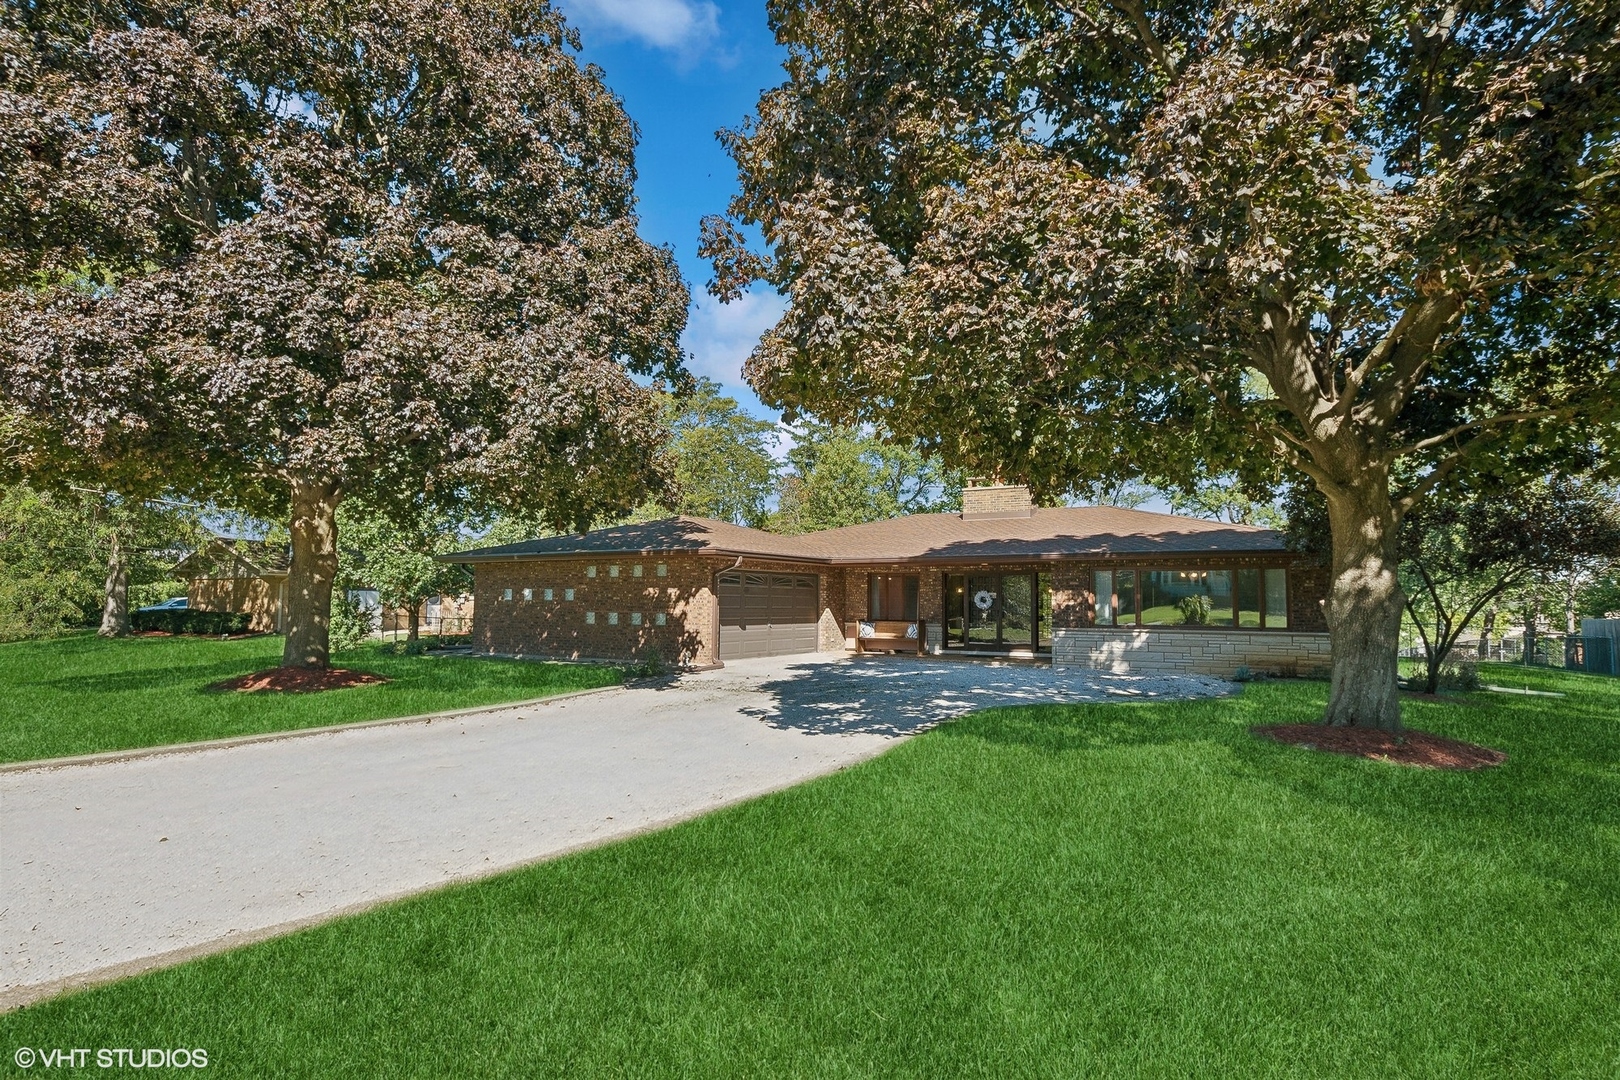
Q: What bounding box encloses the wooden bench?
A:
[852,619,926,655]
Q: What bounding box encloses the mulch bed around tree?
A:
[208,668,390,694]
[1254,724,1506,770]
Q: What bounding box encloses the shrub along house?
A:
[446,483,1329,676]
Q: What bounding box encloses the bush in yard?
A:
[1439,659,1482,693]
[328,595,373,655]
[130,610,251,636]
[0,573,92,642]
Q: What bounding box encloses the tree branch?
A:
[1361,289,1468,428]
[1103,0,1176,76]
[1391,407,1572,458]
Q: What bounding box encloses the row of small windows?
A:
[584,611,665,626]
[502,587,576,602]
[499,564,669,604]
[585,563,667,579]
[495,585,667,627]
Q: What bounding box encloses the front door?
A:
[947,572,1049,650]
[965,576,999,646]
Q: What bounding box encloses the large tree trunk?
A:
[1322,482,1404,731]
[282,476,341,670]
[1479,606,1496,661]
[97,530,130,638]
[407,601,420,644]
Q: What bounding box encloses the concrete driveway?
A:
[0,654,1230,1009]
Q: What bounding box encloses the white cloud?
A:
[681,288,795,458]
[564,0,722,55]
[680,288,786,388]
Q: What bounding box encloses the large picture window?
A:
[1095,566,1289,629]
[868,574,919,621]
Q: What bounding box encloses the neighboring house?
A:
[383,593,475,634]
[347,590,475,635]
[444,482,1331,677]
[173,538,290,633]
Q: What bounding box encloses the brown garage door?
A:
[717,572,821,660]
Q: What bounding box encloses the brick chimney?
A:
[962,479,1034,520]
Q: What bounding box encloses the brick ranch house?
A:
[446,483,1330,677]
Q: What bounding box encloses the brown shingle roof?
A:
[446,507,1287,564]
[799,506,1287,562]
[446,516,825,562]
[173,537,292,577]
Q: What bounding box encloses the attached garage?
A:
[717,571,821,660]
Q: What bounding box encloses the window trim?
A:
[1093,565,1290,631]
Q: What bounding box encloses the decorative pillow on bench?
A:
[904,622,918,638]
[858,621,876,638]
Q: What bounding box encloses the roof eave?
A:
[440,547,837,564]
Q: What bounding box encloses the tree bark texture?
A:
[282,477,341,670]
[1322,483,1404,731]
[98,531,130,638]
[407,601,420,644]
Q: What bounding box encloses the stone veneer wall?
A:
[1051,627,1332,677]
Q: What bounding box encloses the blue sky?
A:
[558,0,789,424]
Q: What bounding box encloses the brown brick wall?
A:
[1287,557,1330,632]
[472,555,849,667]
[473,556,719,666]
[1047,565,1089,629]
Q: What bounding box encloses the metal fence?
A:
[381,614,472,645]
[1403,630,1617,675]
[1583,619,1620,676]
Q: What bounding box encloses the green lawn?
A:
[0,634,622,765]
[3,664,1617,1077]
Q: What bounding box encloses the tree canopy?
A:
[1,0,688,667]
[707,0,1620,729]
[661,378,780,528]
[336,499,472,644]
[772,423,961,533]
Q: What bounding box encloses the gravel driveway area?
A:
[0,654,1231,1009]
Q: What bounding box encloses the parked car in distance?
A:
[136,597,190,613]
